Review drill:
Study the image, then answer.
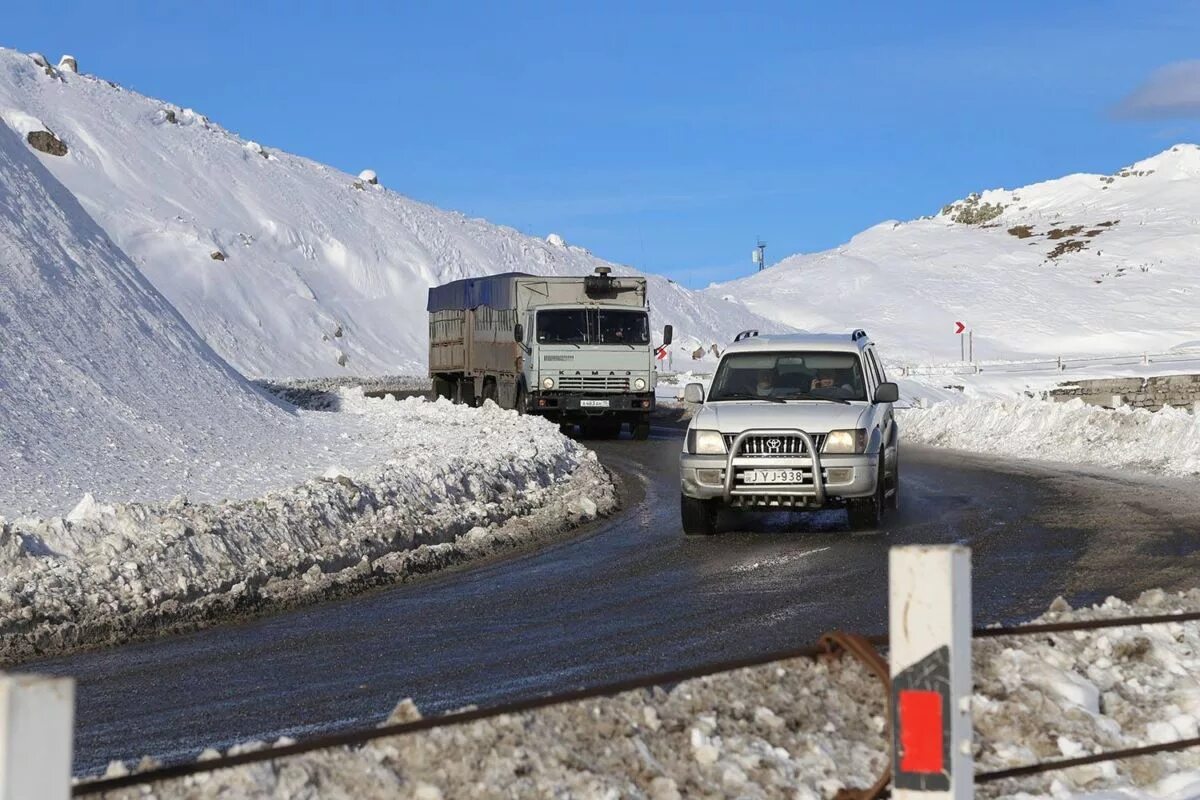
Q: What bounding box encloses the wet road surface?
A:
[29,427,1200,774]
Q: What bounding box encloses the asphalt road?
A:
[30,427,1200,775]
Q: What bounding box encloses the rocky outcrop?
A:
[1052,374,1200,411]
[26,130,67,156]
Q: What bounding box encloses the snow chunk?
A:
[358,169,378,185]
[546,232,566,247]
[58,55,78,74]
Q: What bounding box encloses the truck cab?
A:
[679,330,900,534]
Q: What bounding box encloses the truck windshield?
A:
[597,310,650,345]
[709,351,868,402]
[536,310,589,344]
[536,309,649,345]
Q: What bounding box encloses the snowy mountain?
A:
[710,145,1200,364]
[0,113,310,515]
[0,48,775,378]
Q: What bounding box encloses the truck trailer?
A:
[427,267,672,439]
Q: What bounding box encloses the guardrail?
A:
[7,547,1200,798]
[897,348,1200,378]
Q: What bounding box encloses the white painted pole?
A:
[890,546,972,800]
[0,674,75,800]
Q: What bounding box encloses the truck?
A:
[427,267,672,439]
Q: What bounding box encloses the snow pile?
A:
[899,397,1200,476]
[975,590,1200,799]
[99,655,888,799]
[0,47,777,377]
[712,145,1200,364]
[0,395,614,664]
[0,112,315,518]
[96,591,1200,800]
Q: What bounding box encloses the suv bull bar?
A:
[722,429,827,506]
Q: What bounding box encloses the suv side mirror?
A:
[663,324,674,346]
[513,323,524,343]
[684,383,705,404]
[874,382,899,404]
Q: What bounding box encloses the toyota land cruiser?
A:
[679,329,900,534]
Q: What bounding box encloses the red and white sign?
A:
[954,321,966,335]
[655,345,668,361]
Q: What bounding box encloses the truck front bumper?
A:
[528,392,655,414]
[680,435,879,510]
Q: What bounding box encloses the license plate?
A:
[743,469,806,484]
[580,399,611,408]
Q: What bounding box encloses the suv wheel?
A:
[847,460,886,531]
[887,454,900,511]
[680,495,718,536]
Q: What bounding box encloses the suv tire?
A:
[847,460,886,531]
[680,495,718,536]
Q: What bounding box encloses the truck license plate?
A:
[580,399,611,408]
[744,469,806,484]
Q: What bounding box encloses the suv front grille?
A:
[724,433,826,457]
[556,375,630,392]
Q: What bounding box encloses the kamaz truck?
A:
[427,267,672,439]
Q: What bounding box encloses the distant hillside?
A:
[0,48,777,377]
[710,145,1200,363]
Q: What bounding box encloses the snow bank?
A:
[900,397,1200,476]
[99,655,889,799]
[0,396,615,664]
[96,591,1200,800]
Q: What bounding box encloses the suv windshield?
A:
[709,351,868,402]
[536,309,649,345]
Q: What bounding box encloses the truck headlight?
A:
[542,377,555,390]
[686,429,726,455]
[823,429,867,454]
[633,378,647,391]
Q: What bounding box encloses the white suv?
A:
[679,330,900,534]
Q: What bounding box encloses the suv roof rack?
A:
[734,329,759,343]
[850,329,868,342]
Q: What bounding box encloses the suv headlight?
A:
[686,429,726,455]
[542,377,555,390]
[823,429,867,454]
[633,377,647,391]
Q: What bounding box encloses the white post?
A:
[1112,395,1123,409]
[0,674,75,800]
[890,546,972,800]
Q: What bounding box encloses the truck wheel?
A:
[632,417,651,440]
[514,385,527,414]
[681,495,718,536]
[456,380,477,408]
[432,378,453,401]
[847,460,886,531]
[481,379,498,406]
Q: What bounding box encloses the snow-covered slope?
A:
[711,145,1200,363]
[0,113,303,515]
[0,48,774,377]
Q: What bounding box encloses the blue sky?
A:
[6,2,1200,287]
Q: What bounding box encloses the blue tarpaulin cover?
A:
[426,272,534,312]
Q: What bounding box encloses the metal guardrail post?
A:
[890,546,972,800]
[0,674,75,800]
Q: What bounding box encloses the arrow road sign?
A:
[954,321,965,335]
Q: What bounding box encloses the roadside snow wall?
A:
[900,397,1200,476]
[0,395,614,665]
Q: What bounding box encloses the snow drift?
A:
[899,397,1200,477]
[0,394,614,664]
[0,114,300,518]
[0,47,776,377]
[712,145,1200,364]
